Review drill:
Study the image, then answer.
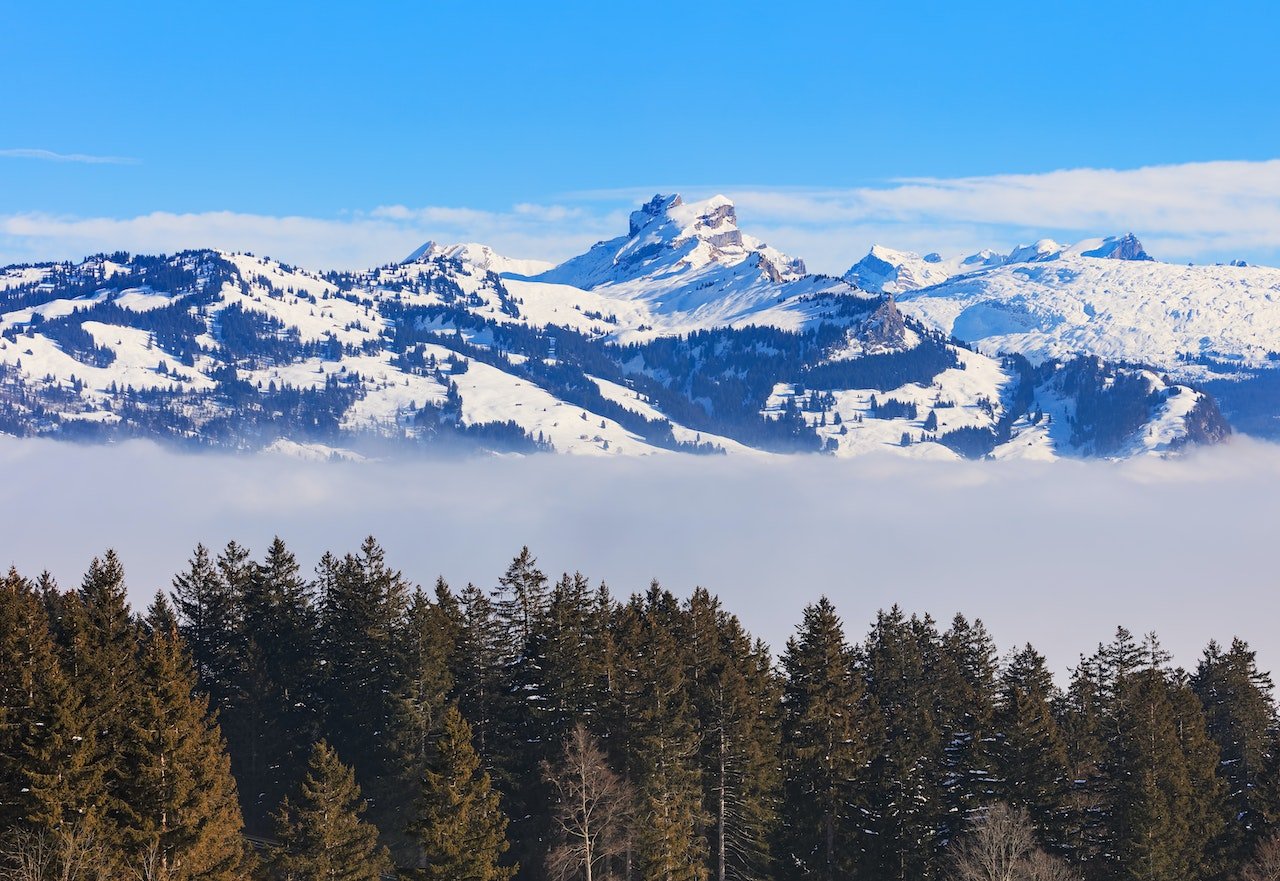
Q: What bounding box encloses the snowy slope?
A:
[845,245,1006,293]
[0,198,1235,460]
[528,194,856,338]
[404,241,554,278]
[895,251,1280,374]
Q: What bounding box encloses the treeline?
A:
[3,542,1280,881]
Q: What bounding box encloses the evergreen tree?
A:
[1192,638,1277,872]
[0,569,102,836]
[272,740,392,881]
[936,615,1000,838]
[992,644,1070,851]
[317,539,411,833]
[121,595,249,881]
[861,607,947,881]
[492,547,550,655]
[1106,637,1224,881]
[237,537,318,832]
[685,589,781,881]
[406,704,516,881]
[777,597,874,881]
[171,544,243,727]
[614,586,707,881]
[452,583,507,769]
[387,582,459,862]
[61,551,141,858]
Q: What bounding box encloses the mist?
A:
[3,436,1278,681]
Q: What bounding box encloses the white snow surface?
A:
[0,200,1237,460]
[896,255,1280,374]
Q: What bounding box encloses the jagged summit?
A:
[537,193,805,291]
[1076,233,1153,261]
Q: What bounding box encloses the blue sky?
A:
[4,0,1280,272]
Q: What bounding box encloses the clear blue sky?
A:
[4,1,1280,270]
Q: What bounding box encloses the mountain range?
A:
[4,192,1273,460]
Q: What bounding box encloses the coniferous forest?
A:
[3,540,1280,881]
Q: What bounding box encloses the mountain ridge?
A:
[0,194,1257,460]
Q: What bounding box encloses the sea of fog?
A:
[2,436,1279,681]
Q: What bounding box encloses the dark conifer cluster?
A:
[3,542,1279,881]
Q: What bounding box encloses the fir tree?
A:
[406,704,516,881]
[273,740,392,881]
[387,582,459,861]
[171,544,243,727]
[860,607,947,881]
[317,539,411,833]
[61,550,141,859]
[0,569,102,836]
[685,589,781,881]
[237,537,318,832]
[936,615,1000,838]
[1192,638,1277,870]
[992,644,1070,851]
[778,597,874,881]
[452,583,507,769]
[121,594,249,881]
[615,586,707,881]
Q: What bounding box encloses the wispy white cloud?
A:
[0,147,138,165]
[568,160,1280,271]
[2,159,1279,272]
[0,203,621,271]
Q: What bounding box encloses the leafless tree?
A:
[1,822,111,881]
[1241,832,1280,881]
[949,804,1078,881]
[542,723,635,881]
[129,839,172,881]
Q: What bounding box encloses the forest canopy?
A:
[2,540,1278,881]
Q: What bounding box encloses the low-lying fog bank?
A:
[3,437,1278,679]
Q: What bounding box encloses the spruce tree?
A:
[861,607,947,881]
[237,537,319,832]
[452,583,507,768]
[0,568,102,836]
[686,589,781,881]
[171,543,243,728]
[614,586,707,881]
[121,595,249,881]
[406,704,515,881]
[1107,637,1225,881]
[936,614,1000,838]
[273,740,392,881]
[61,550,142,860]
[1192,638,1277,872]
[317,539,411,834]
[992,644,1070,851]
[388,582,458,861]
[778,597,874,881]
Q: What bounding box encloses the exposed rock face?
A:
[629,194,683,236]
[1081,233,1153,261]
[860,296,908,349]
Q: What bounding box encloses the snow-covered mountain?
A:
[0,198,1237,460]
[860,235,1280,376]
[844,234,1153,294]
[403,241,554,278]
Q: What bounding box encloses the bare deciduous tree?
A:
[1241,832,1280,881]
[949,804,1078,881]
[542,723,635,881]
[1,822,110,881]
